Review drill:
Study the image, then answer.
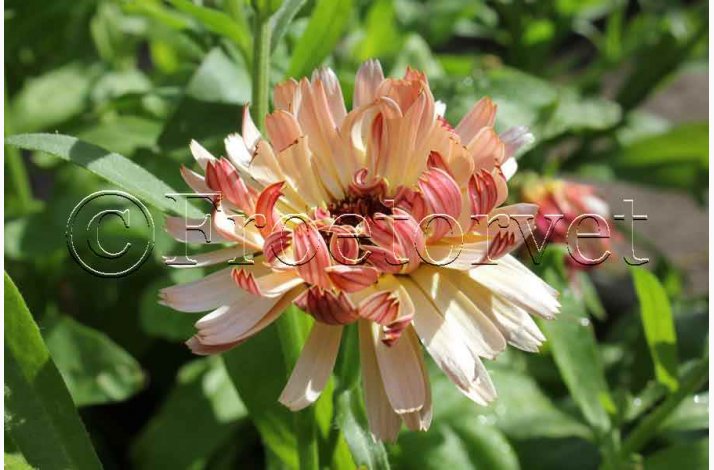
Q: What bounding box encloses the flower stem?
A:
[620,355,708,458]
[275,309,319,470]
[250,13,271,133]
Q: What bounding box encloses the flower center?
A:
[327,195,392,226]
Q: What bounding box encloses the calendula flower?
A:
[161,60,559,441]
[522,177,614,269]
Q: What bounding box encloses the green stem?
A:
[5,83,34,212]
[275,311,319,470]
[620,356,709,458]
[250,14,271,132]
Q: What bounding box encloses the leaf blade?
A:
[4,272,102,470]
[287,0,353,78]
[630,267,679,391]
[5,133,202,218]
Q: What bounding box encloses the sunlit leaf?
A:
[4,272,102,470]
[540,280,614,433]
[335,389,390,470]
[630,267,679,392]
[44,315,145,406]
[131,357,248,469]
[287,0,353,78]
[5,133,203,217]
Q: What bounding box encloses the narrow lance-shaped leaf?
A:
[5,133,203,218]
[541,272,615,434]
[630,267,679,392]
[4,272,102,470]
[287,0,354,78]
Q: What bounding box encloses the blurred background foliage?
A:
[4,0,709,468]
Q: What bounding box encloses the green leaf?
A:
[335,389,390,470]
[4,453,34,470]
[287,0,353,78]
[185,47,251,104]
[222,324,300,468]
[5,133,203,218]
[630,267,679,392]
[168,0,252,60]
[540,280,614,433]
[355,0,403,61]
[44,315,145,407]
[643,439,708,470]
[131,357,248,469]
[395,420,519,470]
[9,63,96,133]
[4,272,102,470]
[611,123,708,199]
[139,276,198,341]
[75,116,162,156]
[659,392,708,433]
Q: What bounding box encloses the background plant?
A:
[4,0,708,468]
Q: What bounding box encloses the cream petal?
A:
[224,133,252,172]
[358,320,401,442]
[446,270,545,352]
[279,323,343,410]
[180,166,212,194]
[353,59,385,108]
[410,266,506,359]
[164,246,252,268]
[190,139,216,170]
[467,254,560,319]
[401,277,496,405]
[165,216,229,244]
[373,319,426,414]
[400,327,432,431]
[159,267,245,313]
[312,67,347,124]
[242,105,262,151]
[455,97,496,146]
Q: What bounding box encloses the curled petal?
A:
[293,222,332,288]
[328,225,362,265]
[295,287,359,325]
[254,182,285,237]
[263,229,292,265]
[232,268,303,297]
[325,265,379,293]
[205,158,256,212]
[349,168,387,199]
[418,167,462,241]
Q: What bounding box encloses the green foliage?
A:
[287,0,354,78]
[630,267,679,392]
[44,315,146,406]
[4,0,708,468]
[5,133,202,217]
[131,357,249,469]
[4,273,102,469]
